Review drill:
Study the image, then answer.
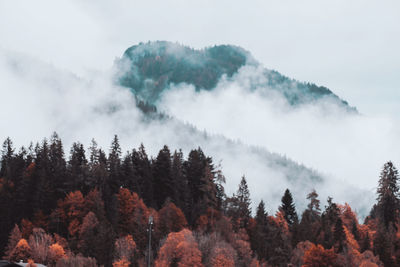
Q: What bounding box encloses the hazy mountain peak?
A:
[115,41,356,112]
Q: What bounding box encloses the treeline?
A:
[0,134,399,266]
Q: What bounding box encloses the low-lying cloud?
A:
[159,65,400,192]
[1,49,390,217]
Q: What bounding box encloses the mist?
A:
[158,65,400,192]
[0,48,383,217]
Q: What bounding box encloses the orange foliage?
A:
[210,242,236,267]
[343,225,359,250]
[155,229,203,267]
[339,203,359,230]
[117,188,149,232]
[64,191,85,219]
[9,238,32,262]
[302,244,337,267]
[55,191,86,239]
[68,218,81,237]
[49,243,66,263]
[291,241,314,266]
[113,257,131,267]
[116,188,149,249]
[53,233,68,250]
[195,208,222,233]
[271,211,289,235]
[26,259,37,267]
[158,202,187,237]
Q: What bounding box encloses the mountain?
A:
[115,41,355,110]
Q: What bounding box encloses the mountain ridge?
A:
[115,41,356,112]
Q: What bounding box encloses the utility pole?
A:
[147,215,153,267]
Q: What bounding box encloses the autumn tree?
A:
[113,257,130,267]
[302,243,337,267]
[155,229,203,267]
[210,241,237,267]
[113,235,136,265]
[9,238,32,262]
[158,201,188,238]
[116,188,149,250]
[48,243,66,266]
[4,224,22,260]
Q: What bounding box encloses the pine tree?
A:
[255,200,268,226]
[376,161,400,228]
[236,176,252,227]
[67,142,88,192]
[306,189,321,218]
[108,135,122,194]
[252,200,269,260]
[153,145,173,209]
[171,150,189,210]
[49,132,66,200]
[333,217,345,252]
[131,144,154,207]
[279,189,298,227]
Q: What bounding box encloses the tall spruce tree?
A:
[376,161,400,228]
[153,145,174,208]
[279,189,298,227]
[236,176,252,224]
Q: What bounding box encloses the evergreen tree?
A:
[131,144,154,207]
[376,161,400,228]
[67,142,88,192]
[49,132,66,200]
[108,135,122,193]
[153,145,174,209]
[236,176,252,227]
[279,189,298,227]
[298,192,322,244]
[171,149,189,210]
[306,189,321,218]
[333,217,345,252]
[251,200,269,260]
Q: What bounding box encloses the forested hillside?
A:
[0,134,398,266]
[115,41,354,110]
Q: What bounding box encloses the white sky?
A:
[1,0,399,117]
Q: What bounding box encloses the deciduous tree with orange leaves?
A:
[158,201,187,238]
[116,188,149,249]
[9,238,32,262]
[155,229,203,267]
[302,243,337,267]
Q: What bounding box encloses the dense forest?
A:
[0,134,398,266]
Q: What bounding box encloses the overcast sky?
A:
[1,0,399,117]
